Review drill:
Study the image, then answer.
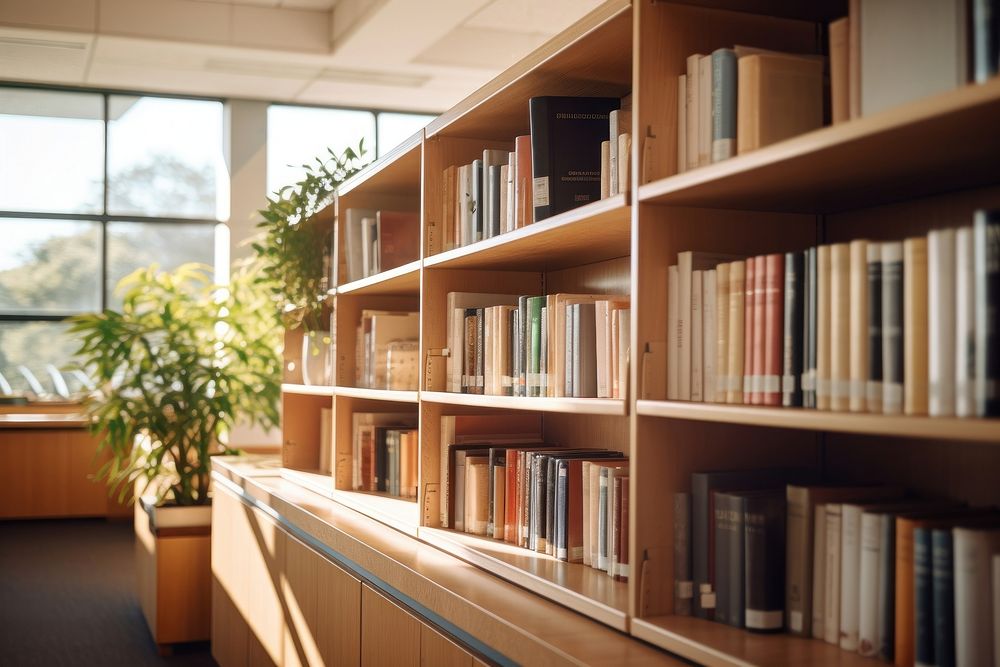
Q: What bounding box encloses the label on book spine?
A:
[532,177,549,207]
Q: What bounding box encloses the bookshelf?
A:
[271,0,1000,664]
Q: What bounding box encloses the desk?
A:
[0,412,129,519]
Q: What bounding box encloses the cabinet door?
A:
[361,584,420,667]
[420,625,473,667]
[283,532,361,667]
[212,486,249,667]
[246,506,286,667]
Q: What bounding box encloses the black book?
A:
[974,209,1000,416]
[471,159,483,242]
[744,491,786,632]
[973,0,1000,83]
[551,451,623,561]
[877,513,896,661]
[375,427,389,492]
[914,527,936,666]
[546,456,559,555]
[528,96,620,222]
[713,490,746,628]
[489,164,502,238]
[802,247,817,408]
[868,245,883,411]
[931,528,956,667]
[782,251,804,407]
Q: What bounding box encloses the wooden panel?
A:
[212,487,249,667]
[282,392,333,472]
[361,584,420,667]
[156,533,212,644]
[420,625,472,667]
[245,505,286,667]
[544,255,631,297]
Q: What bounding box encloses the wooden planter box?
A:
[134,498,212,653]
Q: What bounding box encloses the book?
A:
[344,208,376,283]
[751,255,766,405]
[762,254,783,406]
[514,135,532,227]
[744,491,786,632]
[823,504,843,645]
[677,74,688,172]
[812,503,828,639]
[849,240,869,412]
[686,54,703,168]
[803,247,818,408]
[929,228,957,416]
[744,257,756,404]
[704,269,718,403]
[600,140,611,199]
[319,407,332,474]
[882,241,905,414]
[438,165,456,254]
[617,133,631,195]
[471,159,484,243]
[678,252,738,401]
[736,53,823,154]
[675,492,693,615]
[715,263,731,402]
[483,149,507,239]
[830,243,850,412]
[931,528,956,667]
[446,293,521,394]
[727,261,746,404]
[668,265,679,400]
[504,154,515,233]
[573,302,598,398]
[867,243,884,413]
[528,96,619,222]
[458,163,473,247]
[711,48,737,162]
[830,17,850,124]
[817,245,832,410]
[859,0,969,117]
[904,236,930,415]
[859,510,883,657]
[956,226,976,417]
[499,164,509,234]
[954,526,1000,667]
[698,55,712,167]
[609,110,620,196]
[618,476,630,582]
[973,0,1000,83]
[465,456,489,535]
[692,270,704,401]
[715,489,750,627]
[376,210,419,274]
[975,209,1000,416]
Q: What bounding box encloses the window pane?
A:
[0,321,78,397]
[107,96,226,220]
[106,222,216,307]
[0,219,101,314]
[0,88,104,214]
[267,105,375,195]
[377,112,435,157]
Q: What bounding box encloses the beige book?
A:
[617,133,631,195]
[677,74,687,173]
[823,504,843,645]
[465,456,489,536]
[499,164,510,233]
[686,54,702,168]
[600,140,611,199]
[726,261,746,403]
[848,0,861,119]
[439,165,457,254]
[492,463,505,539]
[849,239,869,412]
[736,53,824,155]
[829,17,850,124]
[698,55,712,167]
[904,237,929,415]
[549,294,627,398]
[715,262,731,402]
[668,265,679,400]
[812,503,828,639]
[830,244,850,412]
[816,245,832,410]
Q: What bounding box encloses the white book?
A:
[698,55,712,168]
[839,503,864,651]
[954,527,1000,667]
[677,74,688,173]
[824,504,842,646]
[609,109,620,196]
[668,265,679,400]
[955,226,976,417]
[703,270,717,403]
[482,149,508,240]
[678,251,738,401]
[686,54,702,169]
[446,293,521,393]
[857,511,882,657]
[691,270,704,401]
[929,228,957,416]
[812,503,828,639]
[458,164,473,247]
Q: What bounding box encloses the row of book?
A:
[677,47,822,170]
[828,0,999,126]
[443,292,630,399]
[599,103,631,200]
[676,470,1000,665]
[431,95,629,255]
[354,310,419,391]
[448,440,630,579]
[342,209,419,284]
[667,209,1000,417]
[350,412,418,498]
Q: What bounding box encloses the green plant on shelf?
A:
[68,261,282,507]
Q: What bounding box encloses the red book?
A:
[763,253,785,405]
[515,135,532,227]
[376,210,420,272]
[743,257,756,405]
[751,255,766,404]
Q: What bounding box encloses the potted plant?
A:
[253,141,366,385]
[69,260,281,650]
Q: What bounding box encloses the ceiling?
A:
[0,0,603,113]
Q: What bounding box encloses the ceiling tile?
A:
[413,25,548,69]
[0,28,93,83]
[464,0,602,34]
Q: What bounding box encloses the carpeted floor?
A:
[0,518,216,667]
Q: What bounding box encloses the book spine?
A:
[929,228,957,416]
[716,262,731,402]
[782,252,804,407]
[904,237,930,415]
[763,253,784,406]
[931,529,955,667]
[618,477,630,582]
[953,529,997,667]
[744,257,756,404]
[727,261,746,404]
[803,247,818,408]
[609,109,619,196]
[830,243,850,412]
[751,255,766,404]
[566,303,575,397]
[600,140,611,198]
[674,492,693,615]
[914,528,935,667]
[882,242,905,414]
[894,519,917,666]
[668,265,680,400]
[489,163,502,238]
[812,503,827,639]
[692,475,710,619]
[785,486,811,636]
[817,245,832,410]
[744,494,785,632]
[692,270,704,401]
[698,55,712,167]
[505,154,515,233]
[713,492,740,627]
[545,458,557,555]
[877,514,896,661]
[528,98,551,222]
[956,227,976,417]
[830,17,850,124]
[677,75,688,173]
[704,269,717,403]
[472,159,483,243]
[556,462,568,560]
[858,512,882,657]
[679,252,693,400]
[849,240,869,412]
[974,209,1000,416]
[839,505,863,651]
[611,474,624,579]
[973,0,1000,83]
[867,243,884,413]
[597,470,609,571]
[686,54,701,168]
[823,505,842,645]
[711,48,737,162]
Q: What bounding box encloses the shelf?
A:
[636,400,1000,444]
[281,383,336,397]
[421,391,627,416]
[638,78,1000,214]
[336,130,422,198]
[631,615,874,667]
[425,1,632,140]
[424,195,630,272]
[418,527,628,632]
[335,259,421,296]
[334,386,419,404]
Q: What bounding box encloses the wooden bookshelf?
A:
[335,259,420,296]
[281,383,336,397]
[334,386,419,404]
[422,391,626,416]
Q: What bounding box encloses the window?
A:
[0,87,226,396]
[377,112,436,158]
